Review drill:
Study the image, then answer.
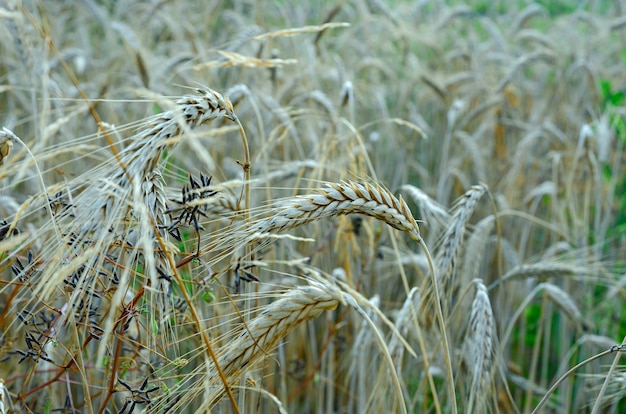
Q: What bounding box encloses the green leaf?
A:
[203,289,215,303]
[151,316,159,336]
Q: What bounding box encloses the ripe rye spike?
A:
[255,180,421,241]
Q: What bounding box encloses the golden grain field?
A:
[0,1,625,413]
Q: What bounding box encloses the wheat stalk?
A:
[349,295,380,414]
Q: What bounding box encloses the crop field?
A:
[0,0,625,413]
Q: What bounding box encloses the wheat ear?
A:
[401,184,450,230]
[461,216,495,283]
[161,286,338,411]
[255,180,420,240]
[418,184,488,359]
[467,279,496,412]
[491,262,581,289]
[540,283,585,328]
[94,89,235,223]
[423,184,488,414]
[437,184,488,288]
[0,378,13,413]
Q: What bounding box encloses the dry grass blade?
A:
[251,22,350,40]
[194,51,297,69]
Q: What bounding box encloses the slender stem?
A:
[418,237,458,414]
[97,287,145,413]
[524,295,546,414]
[236,117,251,223]
[590,338,626,414]
[97,325,124,414]
[410,298,443,414]
[392,233,442,414]
[234,115,252,410]
[533,345,626,414]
